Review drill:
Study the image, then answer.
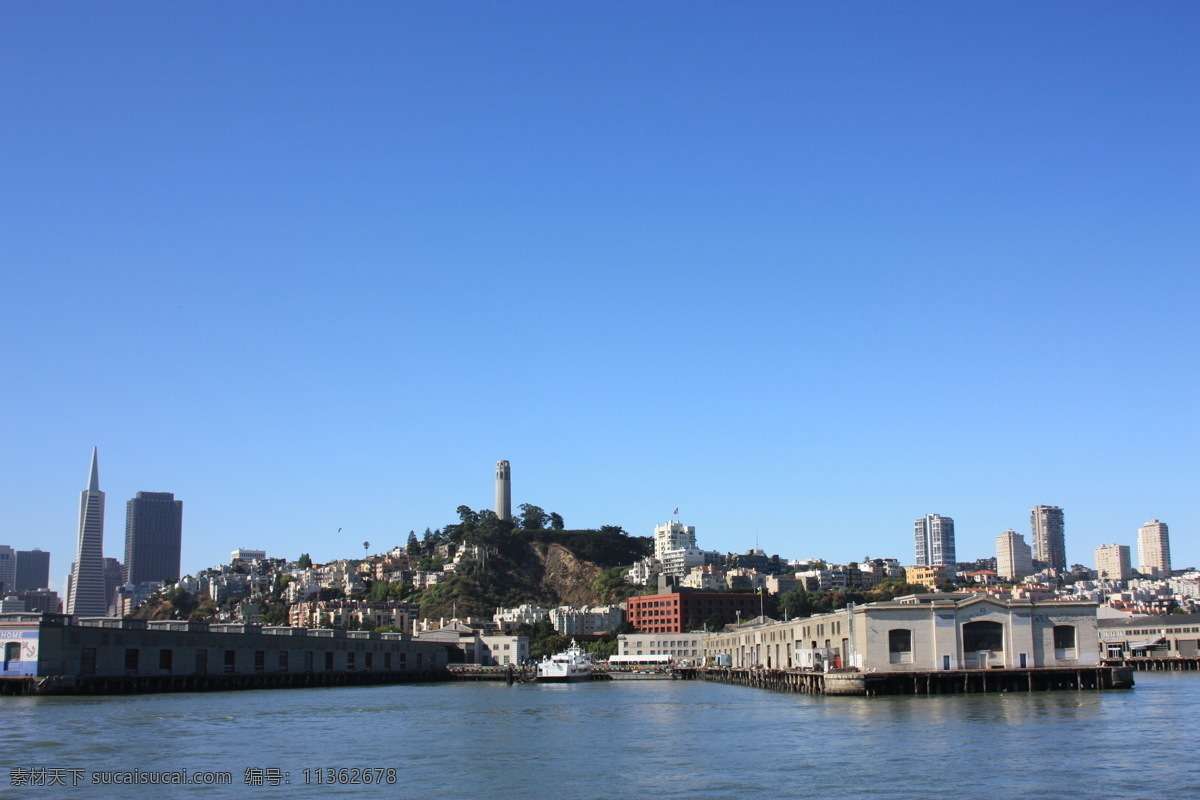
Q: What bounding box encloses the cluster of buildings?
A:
[40,449,187,619]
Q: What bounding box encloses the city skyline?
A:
[1,5,1196,584]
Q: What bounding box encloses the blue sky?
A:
[2,3,1196,589]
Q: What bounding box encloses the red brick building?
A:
[626,589,764,634]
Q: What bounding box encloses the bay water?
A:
[2,673,1196,799]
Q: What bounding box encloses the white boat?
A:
[536,640,593,683]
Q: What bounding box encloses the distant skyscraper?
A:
[124,491,183,585]
[0,546,14,595]
[995,530,1032,581]
[914,514,955,567]
[103,558,124,614]
[1137,519,1171,578]
[495,460,512,521]
[1094,543,1132,582]
[15,549,51,591]
[67,447,108,617]
[1030,505,1066,571]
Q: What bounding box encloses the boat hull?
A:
[535,673,593,683]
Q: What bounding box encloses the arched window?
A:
[3,641,20,670]
[1053,625,1077,659]
[888,629,912,664]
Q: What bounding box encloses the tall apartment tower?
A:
[1137,519,1171,577]
[67,447,108,617]
[995,530,1033,581]
[914,514,955,567]
[495,460,512,521]
[15,549,51,591]
[1030,505,1066,571]
[1094,544,1132,581]
[124,492,183,585]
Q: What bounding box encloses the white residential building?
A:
[654,520,697,560]
[661,548,708,578]
[996,530,1033,581]
[1138,520,1171,578]
[1094,543,1132,582]
[493,604,548,631]
[550,604,624,636]
[625,557,661,586]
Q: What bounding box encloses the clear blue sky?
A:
[2,3,1196,590]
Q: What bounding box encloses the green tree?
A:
[779,587,812,620]
[549,512,565,530]
[407,531,420,556]
[297,553,312,569]
[518,504,549,530]
[704,612,727,632]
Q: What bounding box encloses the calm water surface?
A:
[2,673,1197,799]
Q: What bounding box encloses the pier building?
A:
[0,613,450,693]
[704,593,1100,672]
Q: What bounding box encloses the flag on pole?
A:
[673,508,679,516]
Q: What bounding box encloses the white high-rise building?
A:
[67,447,108,617]
[1137,520,1171,578]
[914,514,955,567]
[995,530,1032,581]
[495,460,512,521]
[1094,543,1132,582]
[653,520,697,560]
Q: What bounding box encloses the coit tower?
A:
[495,460,511,521]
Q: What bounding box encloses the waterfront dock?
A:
[700,665,1134,696]
[1103,657,1200,672]
[0,669,447,697]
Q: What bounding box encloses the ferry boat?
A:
[536,640,593,683]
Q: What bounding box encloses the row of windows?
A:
[885,624,1076,653]
[86,648,428,677]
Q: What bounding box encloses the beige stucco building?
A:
[705,594,1099,672]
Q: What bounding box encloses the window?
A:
[126,649,141,675]
[196,650,208,675]
[963,621,1003,653]
[254,651,265,673]
[80,648,97,676]
[159,649,173,674]
[1053,625,1077,659]
[224,650,236,674]
[278,652,288,672]
[3,642,21,670]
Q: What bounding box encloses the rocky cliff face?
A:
[530,542,603,607]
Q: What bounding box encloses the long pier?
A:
[700,666,1133,696]
[0,669,447,697]
[1103,657,1200,671]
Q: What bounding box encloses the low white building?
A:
[617,632,711,667]
[493,603,548,632]
[479,635,529,666]
[661,548,708,579]
[625,557,661,587]
[550,604,624,636]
